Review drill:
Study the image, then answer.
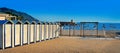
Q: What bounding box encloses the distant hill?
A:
[0,7,39,21]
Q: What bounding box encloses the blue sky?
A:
[0,0,120,22]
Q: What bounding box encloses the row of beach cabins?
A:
[0,20,60,50]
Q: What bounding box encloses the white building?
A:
[0,20,14,49]
[0,13,16,20]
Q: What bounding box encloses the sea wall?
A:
[61,30,120,37]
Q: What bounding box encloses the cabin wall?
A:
[23,24,28,44]
[54,25,56,38]
[5,24,12,48]
[0,25,3,48]
[36,24,40,41]
[52,25,54,38]
[50,25,52,38]
[56,25,60,37]
[34,24,37,43]
[15,24,21,46]
[46,25,49,39]
[42,25,44,40]
[44,24,46,40]
[30,24,34,43]
[40,24,42,41]
[48,24,50,39]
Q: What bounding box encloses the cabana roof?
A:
[30,21,36,24]
[45,22,49,24]
[12,20,23,24]
[53,22,58,25]
[0,20,14,24]
[50,22,55,25]
[41,22,45,24]
[22,20,30,24]
[52,22,56,24]
[55,22,59,25]
[36,21,40,24]
[48,22,52,25]
[36,21,43,24]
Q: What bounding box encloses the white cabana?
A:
[13,20,23,46]
[41,22,45,40]
[52,23,56,38]
[39,22,42,41]
[44,22,49,40]
[47,22,50,39]
[0,20,14,49]
[48,22,53,39]
[30,21,36,43]
[54,23,57,38]
[56,23,60,38]
[44,22,47,40]
[36,21,40,42]
[23,21,30,45]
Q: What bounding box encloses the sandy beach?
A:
[0,36,120,53]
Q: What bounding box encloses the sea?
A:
[62,22,120,30]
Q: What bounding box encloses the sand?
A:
[0,36,120,53]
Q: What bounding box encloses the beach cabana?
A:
[47,22,51,39]
[39,22,42,41]
[30,21,36,43]
[22,20,30,45]
[41,22,45,40]
[56,23,60,38]
[46,22,49,39]
[36,21,40,42]
[54,23,57,38]
[49,22,53,39]
[13,20,23,46]
[57,23,60,37]
[44,22,46,40]
[44,22,49,40]
[52,23,56,38]
[0,20,14,49]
